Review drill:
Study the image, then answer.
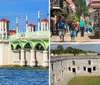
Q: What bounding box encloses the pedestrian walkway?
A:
[54,73,100,85]
[55,73,74,85]
[51,32,100,42]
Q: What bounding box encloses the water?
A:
[0,67,48,85]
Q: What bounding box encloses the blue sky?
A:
[0,0,49,31]
[51,44,100,52]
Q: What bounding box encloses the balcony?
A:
[88,0,100,8]
[61,1,69,15]
[51,0,63,11]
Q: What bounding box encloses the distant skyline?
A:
[0,0,49,31]
[51,44,100,52]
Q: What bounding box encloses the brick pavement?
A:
[50,32,100,42]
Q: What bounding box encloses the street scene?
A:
[50,44,100,85]
[50,0,100,42]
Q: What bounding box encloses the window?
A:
[88,60,91,65]
[62,70,63,76]
[83,67,86,71]
[45,23,47,30]
[51,63,53,70]
[0,34,2,38]
[77,67,79,71]
[93,67,96,71]
[68,67,71,71]
[43,23,44,31]
[61,61,62,66]
[4,34,6,38]
[72,61,75,65]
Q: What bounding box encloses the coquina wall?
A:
[50,54,100,85]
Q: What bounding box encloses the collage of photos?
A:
[50,0,100,85]
[0,0,100,85]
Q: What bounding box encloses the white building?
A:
[41,18,49,31]
[27,23,36,32]
[0,18,10,39]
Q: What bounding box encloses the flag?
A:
[66,0,76,13]
[70,2,76,13]
[66,0,72,4]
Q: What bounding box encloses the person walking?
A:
[75,21,79,37]
[79,19,86,37]
[50,19,55,37]
[70,20,76,42]
[88,22,92,33]
[57,15,66,41]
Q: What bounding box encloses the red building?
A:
[41,18,49,22]
[88,0,100,8]
[9,29,16,35]
[27,23,36,32]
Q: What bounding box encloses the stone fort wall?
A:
[50,54,100,85]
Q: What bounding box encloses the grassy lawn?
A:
[67,76,100,85]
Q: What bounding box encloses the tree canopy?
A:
[68,0,88,21]
[51,46,96,54]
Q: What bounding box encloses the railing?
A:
[9,31,49,41]
[51,0,63,10]
[91,0,100,3]
[88,0,100,6]
[62,1,69,14]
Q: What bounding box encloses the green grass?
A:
[67,76,100,85]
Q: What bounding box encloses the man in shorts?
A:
[57,15,66,41]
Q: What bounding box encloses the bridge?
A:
[3,31,49,67]
[9,31,49,50]
[0,13,49,67]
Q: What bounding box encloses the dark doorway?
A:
[72,68,76,73]
[88,68,92,73]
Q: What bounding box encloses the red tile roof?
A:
[41,18,49,22]
[28,24,36,27]
[0,18,10,22]
[9,29,16,35]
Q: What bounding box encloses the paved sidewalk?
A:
[51,32,100,42]
[55,73,74,85]
[54,73,100,85]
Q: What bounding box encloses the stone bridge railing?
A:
[9,31,49,41]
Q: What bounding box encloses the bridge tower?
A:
[41,18,49,31]
[27,24,36,32]
[0,18,10,39]
[0,18,10,65]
